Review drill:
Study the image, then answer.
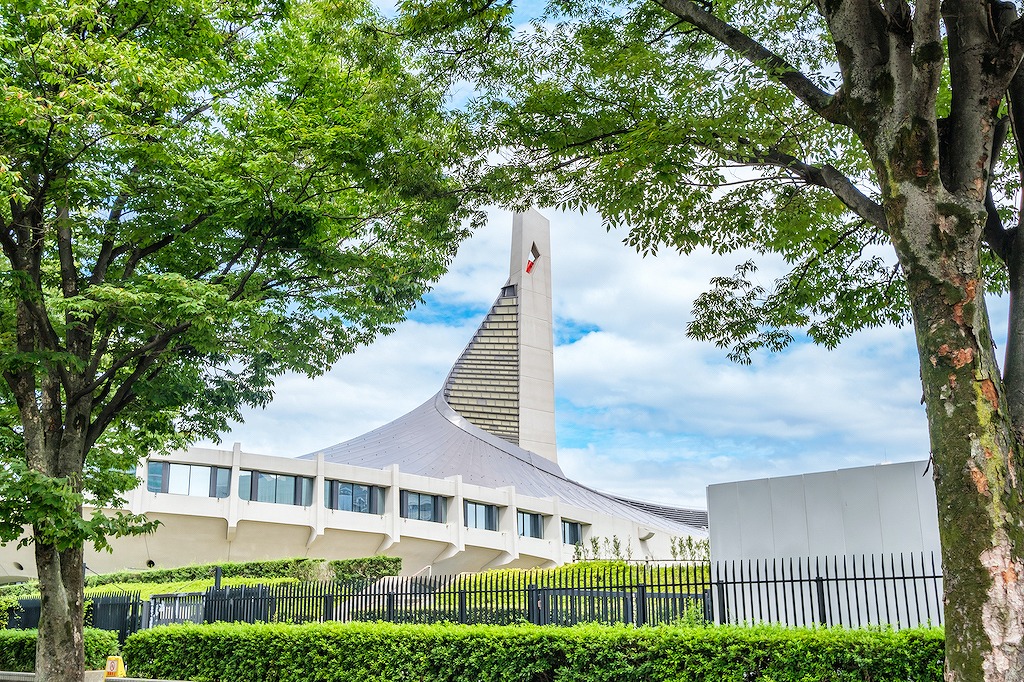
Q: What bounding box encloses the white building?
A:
[0,211,706,582]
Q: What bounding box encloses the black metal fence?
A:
[6,591,142,644]
[88,591,142,644]
[712,552,943,628]
[8,553,944,636]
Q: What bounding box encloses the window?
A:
[517,511,543,539]
[562,520,583,545]
[147,461,230,498]
[325,480,385,514]
[239,470,313,506]
[400,491,447,523]
[465,501,498,531]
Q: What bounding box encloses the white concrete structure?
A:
[707,460,939,562]
[706,461,943,629]
[0,211,706,582]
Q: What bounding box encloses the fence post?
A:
[387,592,396,623]
[323,594,334,622]
[814,576,827,626]
[458,590,467,624]
[635,584,647,627]
[715,581,727,625]
[527,584,539,625]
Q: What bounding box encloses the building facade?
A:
[0,211,706,582]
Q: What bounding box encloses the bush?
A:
[350,606,526,626]
[0,628,119,671]
[123,621,944,682]
[0,555,408,597]
[329,556,402,582]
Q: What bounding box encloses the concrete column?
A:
[509,210,557,462]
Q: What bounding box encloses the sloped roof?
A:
[306,392,705,535]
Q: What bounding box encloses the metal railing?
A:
[7,590,142,643]
[712,552,943,628]
[6,553,944,635]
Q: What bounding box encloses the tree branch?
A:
[736,146,887,230]
[71,322,190,403]
[654,0,845,125]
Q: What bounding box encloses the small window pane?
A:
[276,475,296,505]
[214,468,230,498]
[238,471,252,500]
[147,462,164,493]
[256,472,277,503]
[188,466,211,498]
[338,482,353,511]
[518,511,542,538]
[418,494,434,521]
[370,487,384,514]
[353,485,370,513]
[167,464,190,495]
[300,477,313,506]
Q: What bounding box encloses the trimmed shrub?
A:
[0,555,406,598]
[123,621,944,682]
[329,556,402,582]
[350,606,527,625]
[0,628,119,671]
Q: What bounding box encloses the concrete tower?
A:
[443,210,558,462]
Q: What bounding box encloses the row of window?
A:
[147,462,231,498]
[145,463,584,542]
[467,502,582,543]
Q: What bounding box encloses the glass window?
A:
[147,461,164,493]
[418,494,434,521]
[256,472,277,503]
[243,470,313,506]
[238,471,252,500]
[188,466,211,498]
[517,511,543,539]
[275,475,296,504]
[337,482,353,511]
[465,501,497,531]
[353,484,370,513]
[213,467,231,498]
[167,464,190,495]
[401,491,445,523]
[562,520,583,545]
[148,462,230,498]
[326,481,384,513]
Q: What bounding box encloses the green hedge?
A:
[123,621,944,682]
[0,628,120,671]
[328,556,403,582]
[73,555,402,589]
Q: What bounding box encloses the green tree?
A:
[401,0,1024,679]
[0,0,477,678]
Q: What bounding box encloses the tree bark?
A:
[34,542,84,682]
[889,187,1024,681]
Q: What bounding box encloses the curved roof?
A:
[306,392,706,534]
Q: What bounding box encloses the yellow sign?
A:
[104,656,126,678]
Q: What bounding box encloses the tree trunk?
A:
[34,541,85,682]
[892,191,1024,681]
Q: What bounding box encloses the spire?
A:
[443,210,558,462]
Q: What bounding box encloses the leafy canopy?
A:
[0,0,478,550]
[400,0,1019,360]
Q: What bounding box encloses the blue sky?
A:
[202,206,957,509]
